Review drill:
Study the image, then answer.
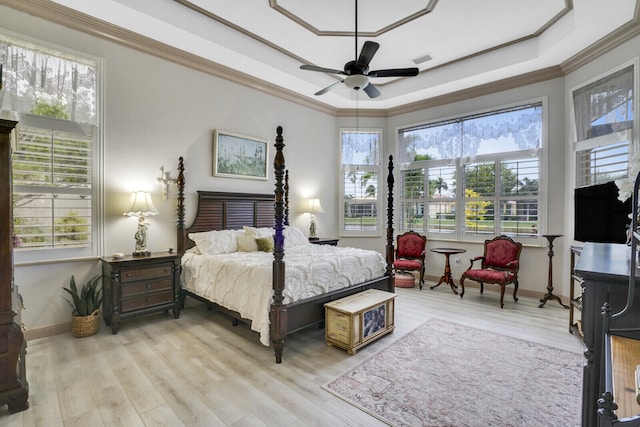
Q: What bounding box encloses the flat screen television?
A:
[574,181,631,243]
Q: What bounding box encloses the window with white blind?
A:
[339,129,382,237]
[1,34,100,262]
[398,102,543,240]
[573,64,634,188]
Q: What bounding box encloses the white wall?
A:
[2,6,337,334]
[5,4,640,335]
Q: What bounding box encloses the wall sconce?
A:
[304,198,324,240]
[156,166,176,200]
[123,191,158,256]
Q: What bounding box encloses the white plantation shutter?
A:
[13,114,97,259]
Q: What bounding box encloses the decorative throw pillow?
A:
[256,236,274,252]
[243,226,274,239]
[283,225,309,247]
[188,229,243,254]
[237,234,259,252]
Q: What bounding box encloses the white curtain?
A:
[573,65,634,142]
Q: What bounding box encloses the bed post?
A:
[177,156,186,254]
[270,126,287,363]
[386,155,395,291]
[284,169,289,226]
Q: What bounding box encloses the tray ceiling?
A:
[21,0,640,110]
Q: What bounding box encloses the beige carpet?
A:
[323,318,582,427]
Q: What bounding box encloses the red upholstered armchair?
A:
[393,231,427,289]
[459,235,522,308]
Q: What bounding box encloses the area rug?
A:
[323,318,582,427]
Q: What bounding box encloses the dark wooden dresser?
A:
[574,242,640,427]
[101,252,181,333]
[0,118,29,413]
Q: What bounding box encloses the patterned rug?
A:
[323,318,582,427]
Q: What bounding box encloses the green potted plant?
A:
[63,274,103,337]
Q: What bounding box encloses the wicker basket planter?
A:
[71,309,100,338]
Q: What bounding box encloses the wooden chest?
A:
[324,289,396,354]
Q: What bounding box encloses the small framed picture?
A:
[213,130,268,180]
[363,304,386,338]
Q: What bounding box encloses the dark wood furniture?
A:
[309,238,339,246]
[574,242,640,427]
[569,245,584,336]
[459,235,523,308]
[0,118,29,413]
[175,126,396,363]
[430,248,466,294]
[539,234,569,308]
[595,171,640,427]
[393,231,427,289]
[101,252,181,334]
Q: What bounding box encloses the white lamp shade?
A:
[306,198,324,214]
[123,191,159,217]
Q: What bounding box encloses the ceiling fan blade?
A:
[363,83,380,98]
[314,80,344,96]
[367,67,419,78]
[300,64,346,75]
[355,41,379,70]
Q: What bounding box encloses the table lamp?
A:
[305,198,324,240]
[123,191,158,256]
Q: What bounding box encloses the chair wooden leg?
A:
[480,283,484,294]
[459,277,465,298]
[499,285,505,308]
[512,280,519,302]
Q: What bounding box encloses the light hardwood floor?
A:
[1,283,583,427]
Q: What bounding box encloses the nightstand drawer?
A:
[121,277,173,297]
[121,265,172,283]
[121,289,173,312]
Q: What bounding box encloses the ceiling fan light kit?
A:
[344,74,370,90]
[299,0,418,99]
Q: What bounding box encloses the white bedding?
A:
[181,243,387,345]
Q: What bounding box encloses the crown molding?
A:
[0,0,339,116]
[2,0,639,119]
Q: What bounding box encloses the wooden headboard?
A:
[182,191,275,251]
[176,157,289,253]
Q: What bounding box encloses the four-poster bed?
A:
[175,126,396,363]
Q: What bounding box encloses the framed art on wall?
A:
[213,130,268,180]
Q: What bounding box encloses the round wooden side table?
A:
[430,248,466,294]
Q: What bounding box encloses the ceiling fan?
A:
[299,0,419,98]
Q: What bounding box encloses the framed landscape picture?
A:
[213,130,268,180]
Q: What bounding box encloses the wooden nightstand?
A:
[309,238,340,246]
[101,252,181,333]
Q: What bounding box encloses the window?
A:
[0,34,100,262]
[339,129,382,236]
[572,64,634,188]
[398,103,542,240]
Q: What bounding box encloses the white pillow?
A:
[283,225,309,247]
[185,246,201,255]
[243,226,274,239]
[188,229,244,255]
[237,234,259,252]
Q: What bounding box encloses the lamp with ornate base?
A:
[305,198,324,240]
[123,191,158,256]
